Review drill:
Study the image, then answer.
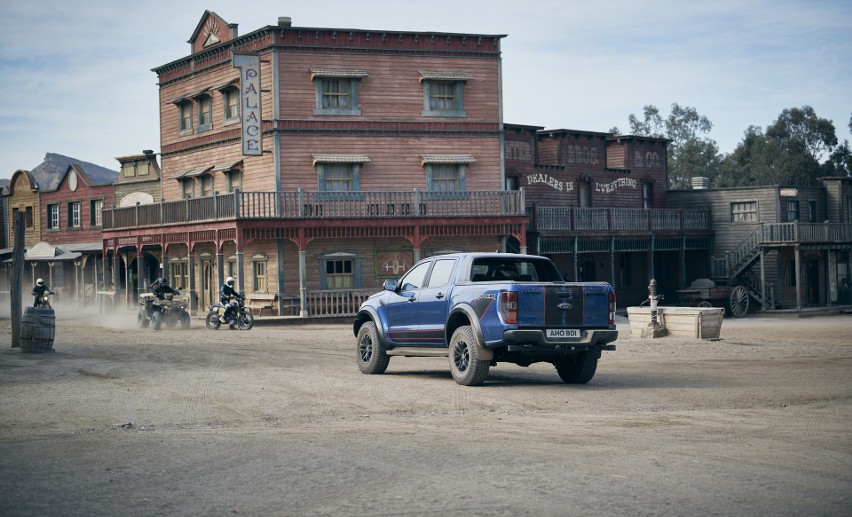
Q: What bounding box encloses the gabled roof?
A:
[28,153,118,191]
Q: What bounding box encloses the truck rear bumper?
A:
[502,329,618,352]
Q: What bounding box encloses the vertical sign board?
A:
[233,52,262,156]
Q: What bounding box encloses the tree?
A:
[616,103,721,189]
[721,106,843,186]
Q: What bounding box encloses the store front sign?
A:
[233,52,262,156]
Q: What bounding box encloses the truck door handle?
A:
[435,293,445,299]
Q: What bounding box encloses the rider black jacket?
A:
[220,284,241,304]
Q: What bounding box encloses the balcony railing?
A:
[102,188,526,230]
[533,206,710,232]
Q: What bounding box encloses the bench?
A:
[246,293,278,317]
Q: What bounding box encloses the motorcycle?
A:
[205,295,254,330]
[138,292,191,331]
[34,291,54,309]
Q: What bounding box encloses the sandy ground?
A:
[0,303,850,516]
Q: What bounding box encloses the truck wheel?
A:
[357,321,389,374]
[152,311,164,331]
[555,351,598,384]
[449,325,490,386]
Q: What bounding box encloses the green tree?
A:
[721,106,843,186]
[616,103,722,189]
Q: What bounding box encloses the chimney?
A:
[691,177,710,190]
[278,17,292,27]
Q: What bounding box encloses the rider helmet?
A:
[226,277,235,287]
[156,277,165,285]
[36,278,44,286]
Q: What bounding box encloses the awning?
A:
[418,71,473,82]
[166,86,211,105]
[210,160,243,173]
[312,154,371,166]
[169,165,213,179]
[310,68,368,79]
[420,154,476,165]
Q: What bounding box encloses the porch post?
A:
[277,239,285,316]
[573,237,579,282]
[610,236,616,287]
[136,249,145,295]
[188,248,197,315]
[794,245,801,311]
[760,248,767,310]
[299,249,307,317]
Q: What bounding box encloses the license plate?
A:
[547,328,580,339]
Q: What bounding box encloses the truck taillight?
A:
[499,291,518,324]
[608,291,616,325]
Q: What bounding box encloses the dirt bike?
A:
[205,295,253,330]
[138,292,191,331]
[33,291,54,309]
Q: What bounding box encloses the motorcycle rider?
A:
[219,277,243,325]
[32,278,55,308]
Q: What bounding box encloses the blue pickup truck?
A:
[354,252,618,386]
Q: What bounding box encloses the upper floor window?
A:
[311,68,366,116]
[730,201,757,223]
[312,154,369,194]
[68,201,81,228]
[226,171,242,192]
[785,200,800,222]
[90,199,103,227]
[421,154,474,195]
[200,175,214,197]
[419,71,471,117]
[122,162,136,177]
[197,95,212,131]
[178,101,193,134]
[181,179,194,199]
[809,201,817,222]
[222,87,240,123]
[47,204,59,230]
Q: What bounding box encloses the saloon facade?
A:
[100,11,527,316]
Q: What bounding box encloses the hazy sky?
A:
[1,0,850,179]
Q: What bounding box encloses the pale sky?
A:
[1,0,850,179]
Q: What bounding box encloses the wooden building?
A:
[667,177,852,311]
[100,11,527,316]
[505,124,713,306]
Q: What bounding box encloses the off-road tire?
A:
[555,351,598,384]
[448,325,490,386]
[180,311,191,329]
[357,321,390,374]
[152,311,164,331]
[237,311,254,330]
[137,312,149,328]
[205,311,221,330]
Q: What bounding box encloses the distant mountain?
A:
[28,153,119,192]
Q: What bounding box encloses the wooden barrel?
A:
[20,306,56,351]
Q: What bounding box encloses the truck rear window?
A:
[470,257,562,282]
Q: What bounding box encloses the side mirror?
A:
[383,279,398,292]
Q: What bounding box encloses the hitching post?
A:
[641,278,668,338]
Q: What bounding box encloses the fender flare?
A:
[446,304,493,361]
[353,306,391,348]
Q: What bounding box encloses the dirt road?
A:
[1,306,850,516]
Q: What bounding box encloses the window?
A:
[197,95,212,131]
[809,201,817,222]
[181,179,194,199]
[68,202,81,228]
[252,255,268,292]
[223,87,240,122]
[320,252,361,289]
[428,164,461,192]
[785,200,800,222]
[730,201,757,223]
[427,259,456,288]
[420,71,470,117]
[312,154,369,196]
[137,160,150,176]
[90,199,103,227]
[122,162,136,177]
[325,259,353,289]
[170,258,189,289]
[400,261,430,290]
[643,182,653,209]
[311,68,365,116]
[25,206,34,228]
[227,171,242,192]
[54,266,64,288]
[179,101,193,134]
[226,256,238,283]
[200,175,214,197]
[47,204,59,230]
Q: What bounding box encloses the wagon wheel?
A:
[729,285,749,318]
[697,300,713,308]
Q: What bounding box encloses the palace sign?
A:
[233,52,262,156]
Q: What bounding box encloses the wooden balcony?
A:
[102,188,526,231]
[533,206,711,233]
